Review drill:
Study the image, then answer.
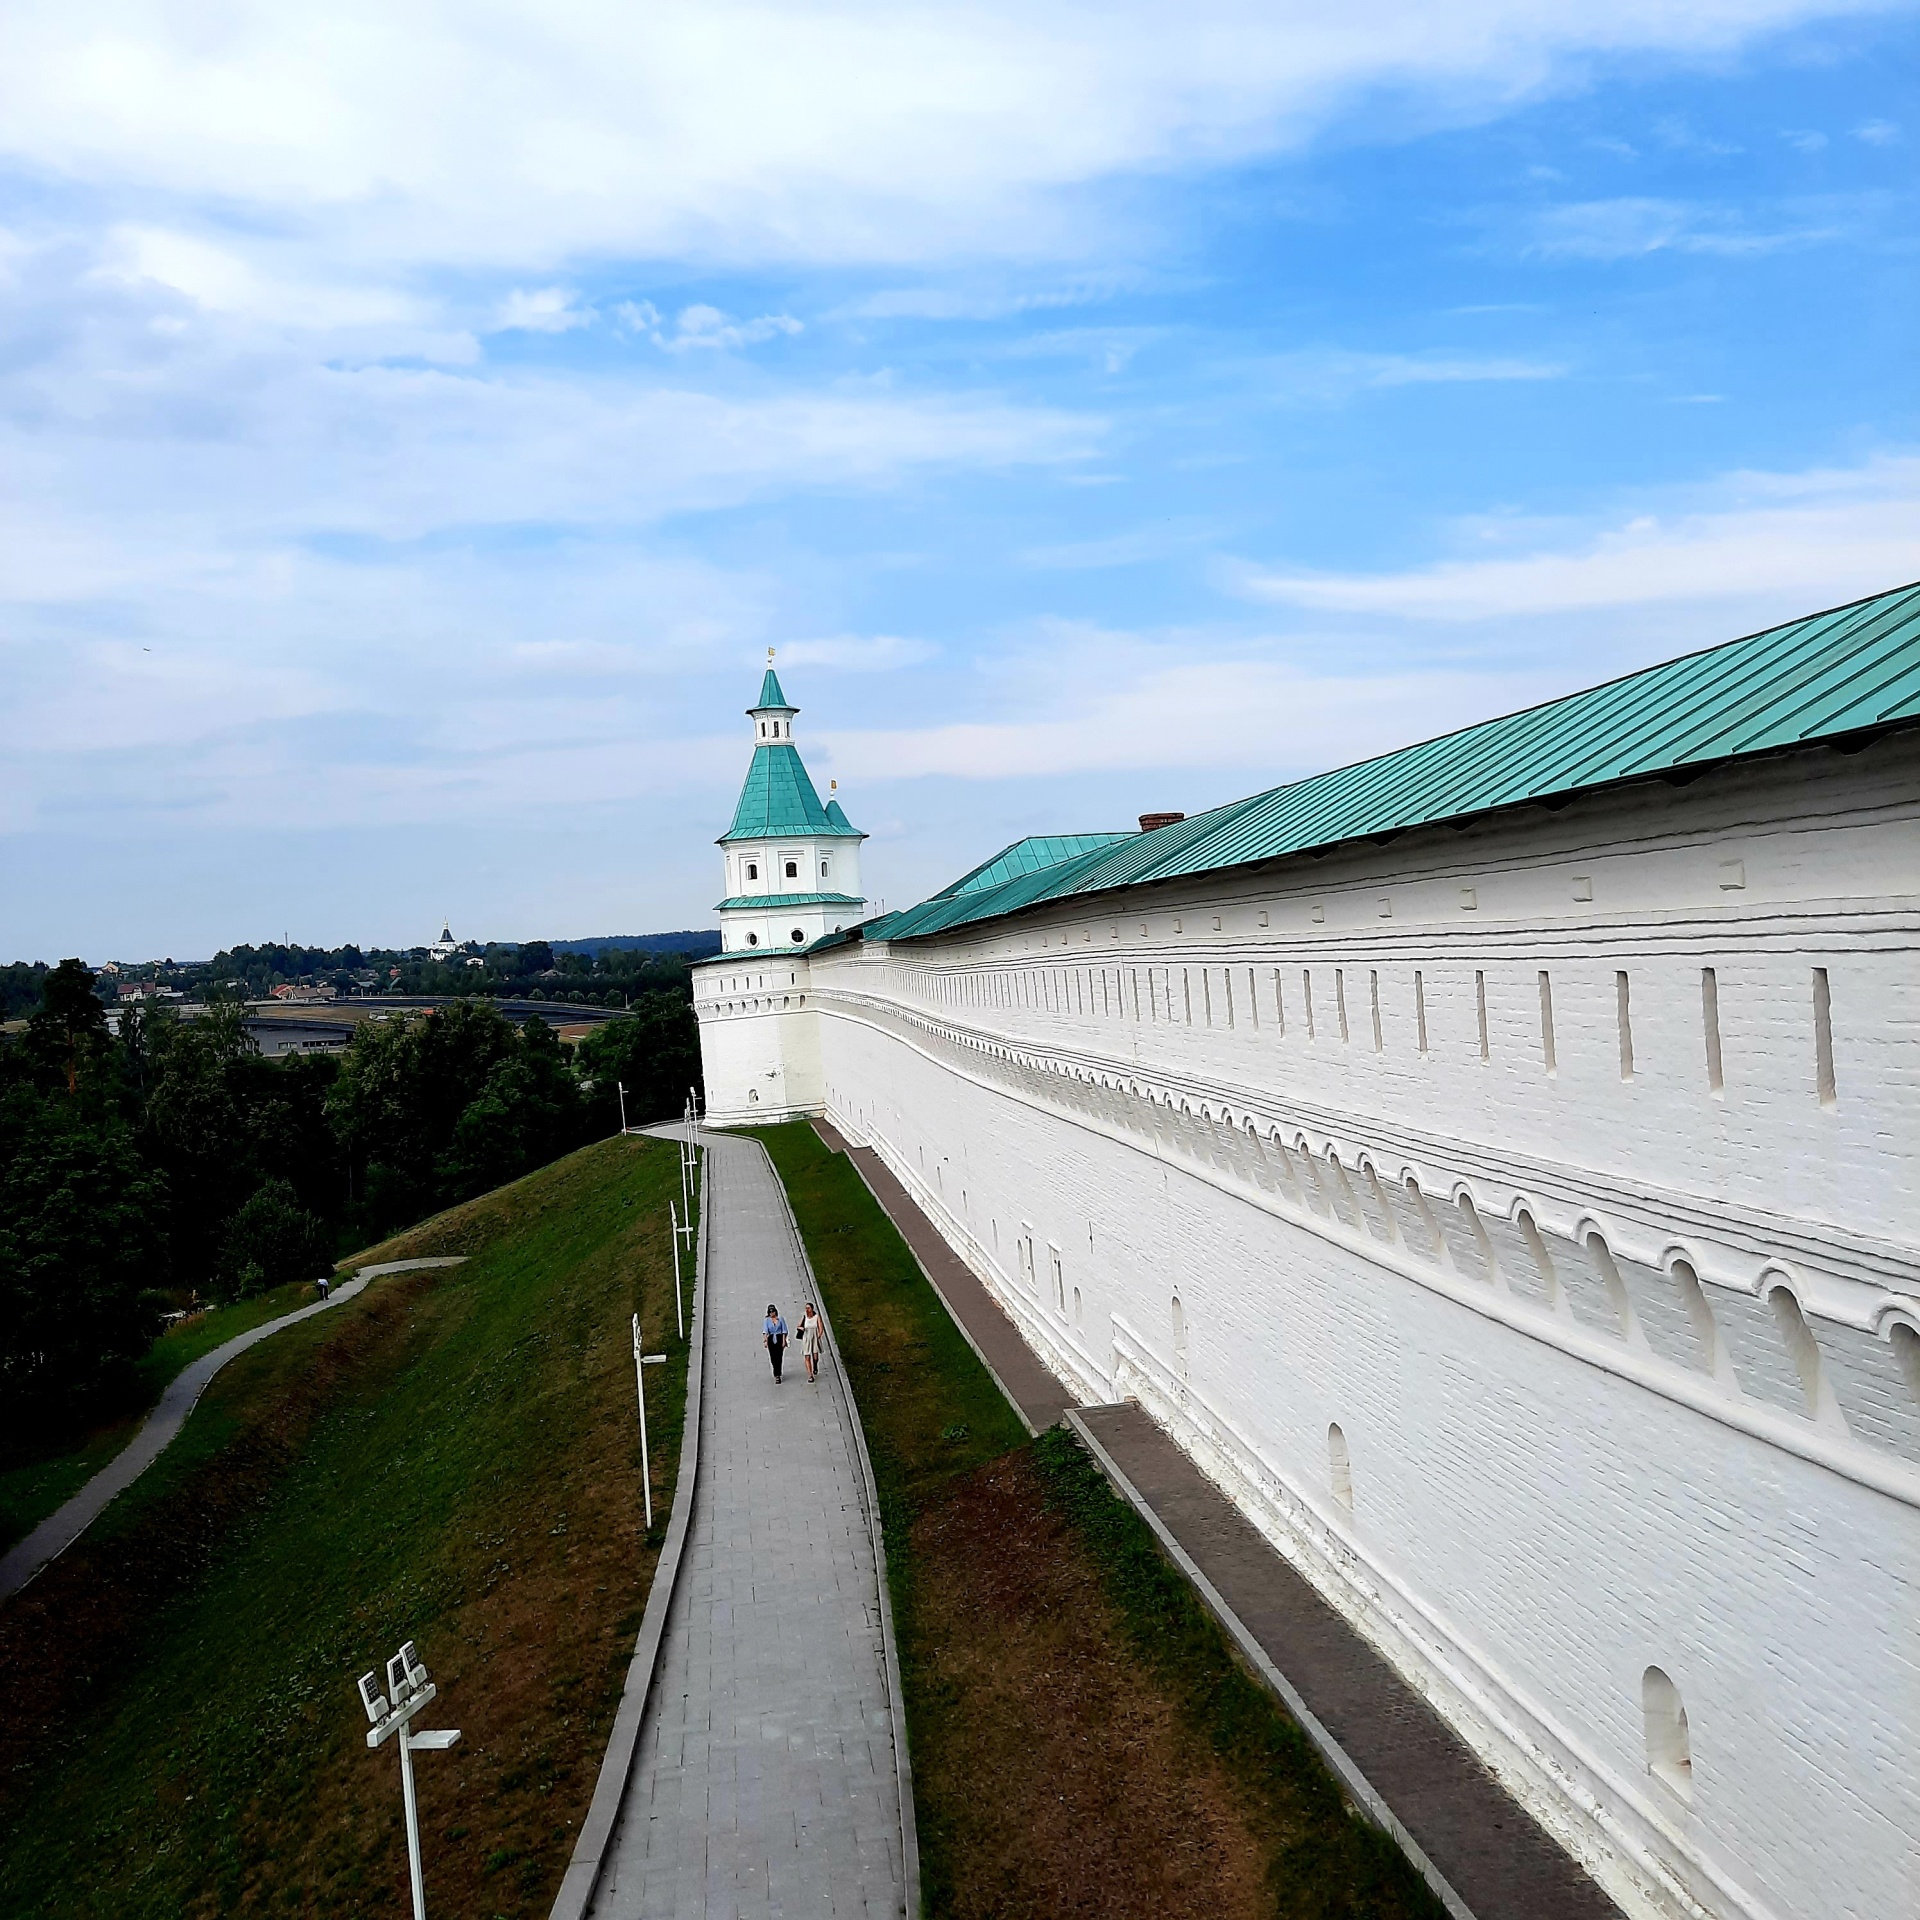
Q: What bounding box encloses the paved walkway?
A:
[589,1132,907,1920]
[814,1120,1623,1920]
[0,1257,465,1604]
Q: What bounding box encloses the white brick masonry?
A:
[695,729,1920,1920]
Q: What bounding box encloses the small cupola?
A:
[748,648,799,744]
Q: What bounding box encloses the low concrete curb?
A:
[1062,1407,1477,1920]
[548,1133,712,1920]
[762,1133,924,1920]
[0,1255,466,1605]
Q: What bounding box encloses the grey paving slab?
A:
[590,1134,906,1920]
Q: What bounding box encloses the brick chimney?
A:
[1138,811,1186,834]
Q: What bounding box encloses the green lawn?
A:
[0,1280,320,1556]
[758,1121,1440,1920]
[0,1133,695,1920]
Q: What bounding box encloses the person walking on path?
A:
[798,1301,826,1383]
[764,1303,788,1383]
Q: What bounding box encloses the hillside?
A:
[0,1134,695,1920]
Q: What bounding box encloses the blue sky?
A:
[1,2,1915,960]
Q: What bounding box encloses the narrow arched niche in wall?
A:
[1171,1292,1188,1377]
[1516,1208,1559,1305]
[1672,1259,1727,1381]
[1328,1423,1353,1518]
[1642,1667,1694,1801]
[1891,1321,1920,1405]
[1769,1285,1842,1428]
[1584,1231,1635,1340]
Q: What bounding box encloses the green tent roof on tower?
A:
[754,667,792,710]
[719,743,866,842]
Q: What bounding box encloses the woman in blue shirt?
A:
[763,1304,788,1383]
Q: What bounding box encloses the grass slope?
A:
[0,1134,694,1920]
[0,1280,322,1556]
[758,1121,1440,1920]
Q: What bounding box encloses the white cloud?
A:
[0,2,1890,271]
[1854,118,1900,145]
[493,285,592,332]
[774,634,937,670]
[1525,196,1841,259]
[94,224,427,330]
[1235,453,1920,620]
[822,650,1553,781]
[659,304,803,351]
[1259,347,1566,402]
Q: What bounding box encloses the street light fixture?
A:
[357,1639,461,1920]
[632,1313,667,1529]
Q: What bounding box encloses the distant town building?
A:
[426,925,459,962]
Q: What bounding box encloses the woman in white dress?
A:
[798,1302,826,1383]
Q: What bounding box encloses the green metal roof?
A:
[753,667,793,711]
[866,580,1920,944]
[824,798,854,831]
[719,743,865,843]
[931,833,1134,900]
[714,892,865,911]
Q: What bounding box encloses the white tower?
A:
[715,656,866,954]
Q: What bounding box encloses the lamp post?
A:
[617,1080,628,1134]
[357,1640,461,1920]
[668,1201,685,1339]
[632,1313,667,1529]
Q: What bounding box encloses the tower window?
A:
[746,932,759,946]
[789,928,804,944]
[746,862,758,880]
[785,861,798,878]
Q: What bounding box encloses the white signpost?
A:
[632,1313,667,1530]
[357,1640,461,1920]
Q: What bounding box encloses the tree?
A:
[517,941,554,975]
[0,1086,168,1419]
[24,959,111,1097]
[437,1018,588,1201]
[216,1179,329,1300]
[575,995,702,1130]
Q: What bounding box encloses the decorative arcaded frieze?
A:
[813,988,1920,1499]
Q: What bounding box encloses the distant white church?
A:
[692,588,1920,1920]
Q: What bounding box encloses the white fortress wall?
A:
[695,731,1920,1920]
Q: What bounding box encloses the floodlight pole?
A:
[398,1723,427,1919]
[357,1641,460,1920]
[632,1313,667,1529]
[669,1202,685,1338]
[617,1080,628,1134]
